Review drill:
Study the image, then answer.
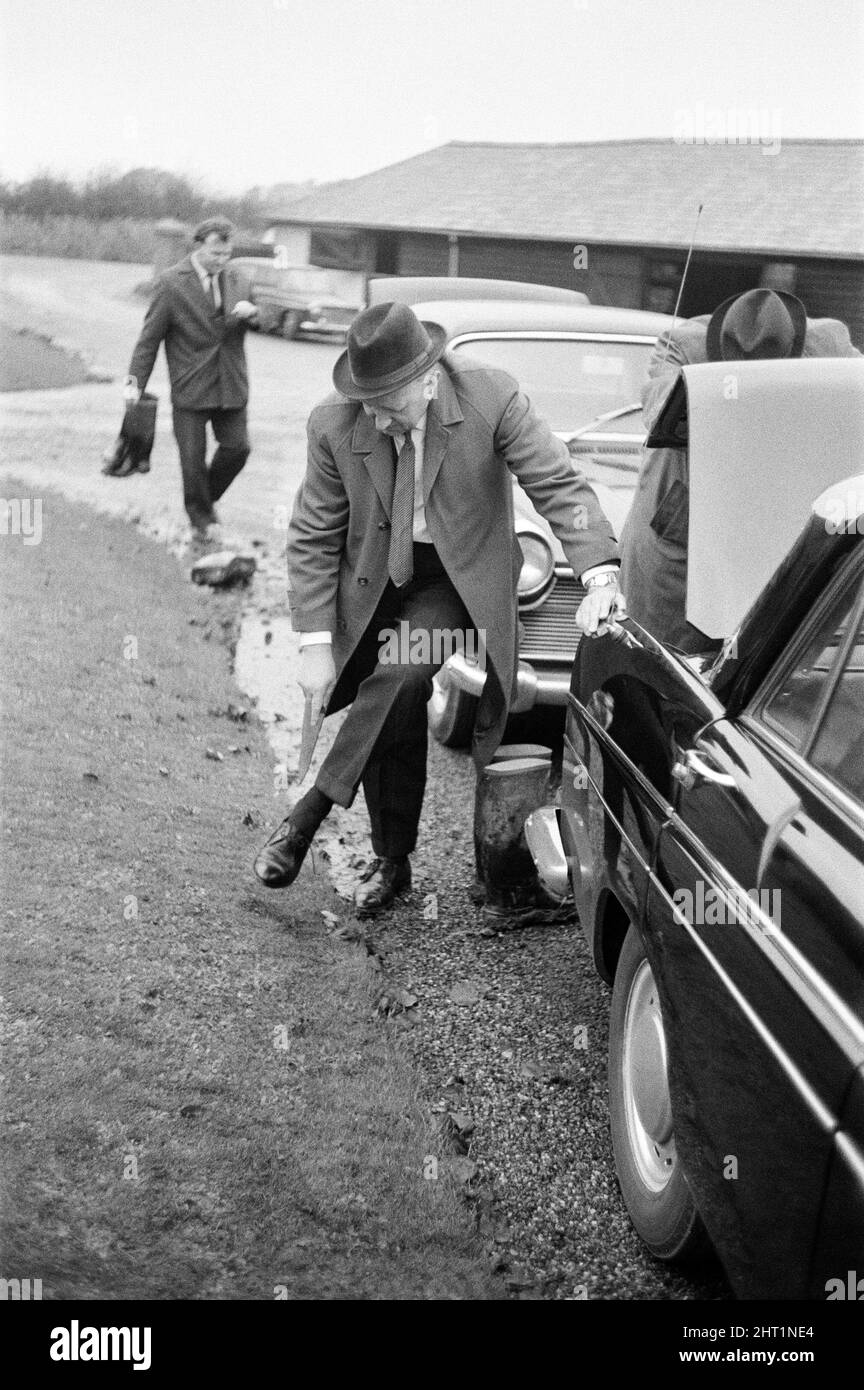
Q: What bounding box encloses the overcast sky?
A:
[1,0,862,191]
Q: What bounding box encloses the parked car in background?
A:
[525,357,864,1299]
[231,258,361,340]
[416,298,673,745]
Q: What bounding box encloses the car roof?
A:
[368,275,588,307]
[410,298,674,339]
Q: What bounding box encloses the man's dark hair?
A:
[192,216,235,245]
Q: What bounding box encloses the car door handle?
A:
[672,748,736,790]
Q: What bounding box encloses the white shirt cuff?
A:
[581,563,620,584]
[299,631,332,646]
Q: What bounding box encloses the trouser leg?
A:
[171,408,213,529]
[314,545,473,857]
[361,671,431,858]
[209,407,250,503]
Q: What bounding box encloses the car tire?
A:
[427,666,478,748]
[608,924,710,1263]
[280,310,302,340]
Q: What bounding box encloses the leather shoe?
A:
[254,817,313,888]
[354,857,411,918]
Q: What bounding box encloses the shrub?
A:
[0,214,159,263]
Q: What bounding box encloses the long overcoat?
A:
[128,255,255,410]
[286,351,618,766]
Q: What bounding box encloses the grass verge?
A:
[0,487,499,1300]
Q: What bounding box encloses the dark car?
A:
[232,258,361,340]
[525,357,864,1299]
[411,297,673,746]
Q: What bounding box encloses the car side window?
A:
[809,601,864,803]
[761,570,864,803]
[761,585,858,748]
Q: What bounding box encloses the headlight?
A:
[517,533,554,602]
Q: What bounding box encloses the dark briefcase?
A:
[101,392,159,476]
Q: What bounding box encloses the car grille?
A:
[568,440,642,465]
[519,573,584,660]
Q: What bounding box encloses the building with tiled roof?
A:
[265,140,864,342]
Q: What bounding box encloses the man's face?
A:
[362,372,435,435]
[195,233,233,275]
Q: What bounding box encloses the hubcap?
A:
[621,959,677,1192]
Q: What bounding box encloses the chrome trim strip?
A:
[651,866,836,1130]
[576,757,652,875]
[739,714,864,833]
[577,697,676,821]
[835,1129,864,1189]
[450,332,662,346]
[667,810,864,1061]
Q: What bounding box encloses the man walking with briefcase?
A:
[125,216,259,538]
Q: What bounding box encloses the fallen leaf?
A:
[448,981,488,1006]
[205,748,224,761]
[449,1111,476,1136]
[83,771,99,781]
[179,1103,205,1119]
[158,766,169,776]
[447,1157,478,1184]
[320,910,340,928]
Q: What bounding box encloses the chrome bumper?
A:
[524,806,571,903]
[444,653,570,712]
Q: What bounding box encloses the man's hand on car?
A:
[576,578,625,638]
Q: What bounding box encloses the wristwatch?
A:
[584,571,619,589]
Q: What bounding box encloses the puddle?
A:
[233,608,373,901]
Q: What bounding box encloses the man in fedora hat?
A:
[254,300,622,915]
[620,288,860,651]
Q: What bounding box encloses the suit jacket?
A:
[620,315,861,651]
[287,352,618,766]
[128,255,255,410]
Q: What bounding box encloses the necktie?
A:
[207,273,221,311]
[388,433,415,587]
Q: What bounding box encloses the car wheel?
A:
[427,666,477,748]
[608,924,709,1262]
[280,310,303,340]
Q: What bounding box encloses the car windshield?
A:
[450,336,654,434]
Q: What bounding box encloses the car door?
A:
[563,625,724,978]
[751,558,864,1295]
[646,553,864,1297]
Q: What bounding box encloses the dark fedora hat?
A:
[706,288,807,362]
[333,301,447,400]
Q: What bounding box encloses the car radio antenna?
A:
[657,203,704,365]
